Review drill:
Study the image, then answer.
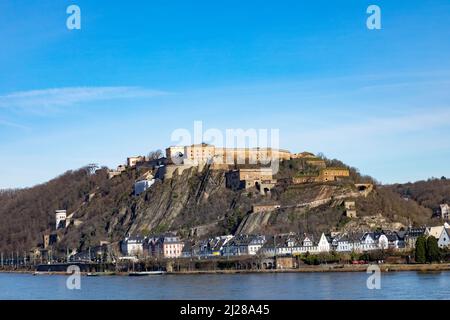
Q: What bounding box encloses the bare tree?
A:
[148,150,164,160]
[85,163,99,175]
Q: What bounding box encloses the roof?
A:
[320,167,349,172]
[181,241,194,253]
[335,234,349,242]
[426,226,444,238]
[406,227,426,237]
[385,233,400,241]
[162,235,183,244]
[333,232,367,243]
[225,235,266,246]
[349,232,366,241]
[371,232,388,241]
[211,237,231,251]
[295,173,319,178]
[124,235,146,243]
[262,234,303,249]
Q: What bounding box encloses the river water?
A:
[0,271,449,300]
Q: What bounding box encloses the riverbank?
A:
[2,263,450,276]
[166,263,450,275]
[0,269,129,276]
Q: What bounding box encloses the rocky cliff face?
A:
[60,165,251,251]
[236,184,359,235]
[128,166,232,235]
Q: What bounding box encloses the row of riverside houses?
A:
[178,234,330,259]
[180,229,423,259]
[120,225,449,260]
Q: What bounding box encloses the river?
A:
[0,271,449,300]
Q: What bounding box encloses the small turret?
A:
[55,210,67,230]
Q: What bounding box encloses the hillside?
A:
[0,158,439,255]
[386,177,450,213]
[0,168,107,253]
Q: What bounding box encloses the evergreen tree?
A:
[415,236,427,264]
[426,236,440,263]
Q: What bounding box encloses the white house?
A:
[334,232,389,253]
[426,226,445,239]
[317,233,331,252]
[438,228,450,248]
[374,233,389,250]
[121,236,147,256]
[385,232,403,249]
[247,235,266,255]
[134,179,155,196]
[259,233,331,256]
[298,235,319,253]
[334,236,353,253]
[302,236,313,247]
[360,233,377,251]
[292,234,330,254]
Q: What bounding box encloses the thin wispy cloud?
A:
[358,80,450,92]
[292,109,450,166]
[298,108,450,142]
[0,87,168,110]
[0,119,30,131]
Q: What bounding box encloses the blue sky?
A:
[1,0,450,188]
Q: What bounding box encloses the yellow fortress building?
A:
[166,144,292,166]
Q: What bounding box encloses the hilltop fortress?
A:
[166,144,292,166]
[107,144,352,197]
[163,144,329,180]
